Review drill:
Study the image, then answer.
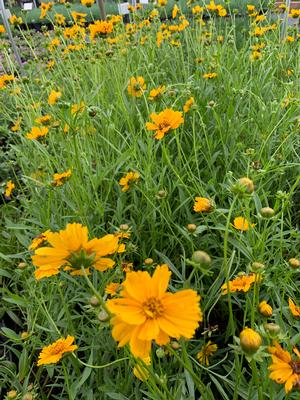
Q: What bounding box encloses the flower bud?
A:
[264,323,281,335]
[260,207,275,218]
[238,177,254,193]
[144,258,154,266]
[239,327,262,354]
[289,258,300,269]
[251,262,265,273]
[156,348,165,358]
[89,296,100,307]
[186,223,197,232]
[18,262,27,269]
[157,190,167,198]
[97,310,109,322]
[7,391,18,399]
[192,251,211,266]
[119,224,129,231]
[23,394,33,400]
[171,340,180,350]
[21,331,29,339]
[207,100,216,108]
[258,300,273,317]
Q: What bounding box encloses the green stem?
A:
[80,266,110,315]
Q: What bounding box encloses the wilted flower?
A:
[127,76,146,97]
[288,298,300,318]
[197,341,218,365]
[52,169,72,186]
[258,300,273,317]
[193,197,213,213]
[4,180,15,198]
[119,172,140,192]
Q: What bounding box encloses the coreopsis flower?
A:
[233,216,255,231]
[192,5,203,14]
[105,282,122,296]
[203,73,217,79]
[268,341,300,393]
[48,38,60,51]
[197,341,218,365]
[258,300,273,317]
[31,223,125,279]
[89,20,113,40]
[250,50,262,61]
[71,102,85,115]
[193,197,213,213]
[40,2,54,19]
[9,15,23,25]
[146,109,184,140]
[37,336,77,366]
[64,25,86,40]
[183,97,195,113]
[35,115,52,125]
[4,180,15,198]
[221,273,259,294]
[26,126,49,140]
[240,327,262,354]
[289,9,300,18]
[71,11,87,26]
[158,0,167,6]
[29,231,51,251]
[286,36,295,43]
[52,169,72,186]
[11,117,22,132]
[172,4,180,18]
[247,5,255,12]
[255,15,266,23]
[148,85,165,101]
[107,264,202,359]
[122,262,133,273]
[54,13,66,25]
[81,0,94,7]
[119,172,140,192]
[127,76,146,98]
[133,357,151,381]
[0,24,6,33]
[288,298,300,318]
[0,74,14,90]
[48,90,62,105]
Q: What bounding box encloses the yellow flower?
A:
[0,74,14,90]
[250,50,262,61]
[193,197,213,213]
[0,24,6,33]
[288,298,300,318]
[71,102,85,115]
[203,73,217,79]
[247,5,255,11]
[31,223,125,279]
[197,341,218,365]
[127,76,146,98]
[89,20,113,40]
[233,216,255,231]
[221,273,259,294]
[172,4,180,19]
[81,0,94,7]
[289,9,300,18]
[286,36,295,43]
[37,336,77,366]
[52,169,72,186]
[26,126,49,140]
[146,109,184,140]
[11,117,22,132]
[48,90,62,105]
[64,25,86,40]
[28,230,51,251]
[268,341,300,393]
[192,5,204,14]
[158,0,167,6]
[9,15,23,25]
[40,2,54,19]
[240,327,262,354]
[35,115,52,125]
[71,11,87,26]
[54,13,66,25]
[183,97,195,113]
[105,282,122,296]
[133,357,151,381]
[148,85,165,101]
[258,300,273,317]
[107,264,202,359]
[122,262,133,273]
[119,171,140,192]
[4,180,15,198]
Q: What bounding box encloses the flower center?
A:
[51,342,65,355]
[143,297,164,319]
[158,120,171,130]
[291,361,300,374]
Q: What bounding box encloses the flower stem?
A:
[80,266,110,315]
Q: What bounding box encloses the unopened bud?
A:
[7,391,17,399]
[144,258,154,266]
[21,331,29,339]
[264,323,281,335]
[119,224,129,231]
[89,296,100,307]
[192,251,211,266]
[251,262,265,272]
[171,340,180,350]
[238,177,254,193]
[18,262,27,269]
[187,223,197,232]
[23,393,33,400]
[289,258,300,269]
[156,348,165,358]
[97,310,109,322]
[258,301,273,317]
[157,190,167,198]
[260,207,275,218]
[240,327,262,354]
